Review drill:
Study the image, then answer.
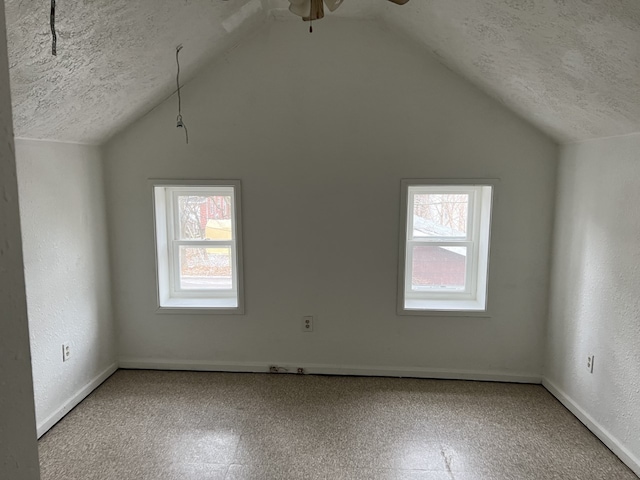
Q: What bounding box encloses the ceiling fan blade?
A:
[386,0,410,4]
[303,0,324,21]
[324,0,344,12]
[289,0,311,18]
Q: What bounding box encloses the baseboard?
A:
[118,358,541,384]
[543,378,640,477]
[37,362,118,438]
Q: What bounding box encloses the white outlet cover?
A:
[302,316,314,332]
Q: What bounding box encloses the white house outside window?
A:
[398,180,494,314]
[152,180,244,314]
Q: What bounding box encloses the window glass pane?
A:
[179,246,233,290]
[411,245,467,291]
[178,195,233,240]
[412,193,468,238]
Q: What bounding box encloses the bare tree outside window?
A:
[179,196,206,239]
[413,194,468,235]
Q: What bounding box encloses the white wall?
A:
[0,3,41,477]
[545,133,640,475]
[105,18,558,380]
[15,139,117,436]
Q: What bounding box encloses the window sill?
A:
[399,298,489,317]
[157,297,243,315]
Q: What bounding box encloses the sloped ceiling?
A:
[5,0,271,144]
[5,0,640,144]
[380,0,640,143]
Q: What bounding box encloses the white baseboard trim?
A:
[118,358,541,384]
[37,363,118,438]
[543,378,640,478]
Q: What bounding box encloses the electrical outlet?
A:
[62,342,70,362]
[587,355,594,374]
[302,315,314,332]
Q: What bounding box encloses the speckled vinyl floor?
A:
[38,370,637,480]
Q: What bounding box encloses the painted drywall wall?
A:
[545,134,640,474]
[105,18,558,379]
[15,139,117,434]
[0,3,41,477]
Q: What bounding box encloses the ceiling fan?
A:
[288,0,410,24]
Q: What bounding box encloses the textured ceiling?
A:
[380,0,640,143]
[5,0,270,144]
[5,0,640,144]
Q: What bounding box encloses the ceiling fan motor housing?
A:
[287,0,348,20]
[288,0,408,20]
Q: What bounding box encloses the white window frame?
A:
[152,179,245,314]
[397,179,494,315]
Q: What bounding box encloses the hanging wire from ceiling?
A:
[50,0,57,55]
[175,45,189,144]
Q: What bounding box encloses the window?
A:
[152,180,244,313]
[398,180,493,314]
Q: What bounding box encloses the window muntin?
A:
[153,182,244,313]
[399,182,493,313]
